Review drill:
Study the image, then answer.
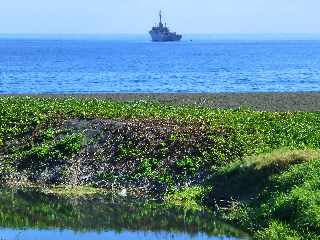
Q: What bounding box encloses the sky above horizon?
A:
[1,0,319,34]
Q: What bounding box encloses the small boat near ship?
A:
[149,11,182,42]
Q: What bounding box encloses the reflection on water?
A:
[0,188,250,240]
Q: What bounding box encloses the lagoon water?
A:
[0,35,320,93]
[0,189,249,240]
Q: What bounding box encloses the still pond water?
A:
[0,189,250,240]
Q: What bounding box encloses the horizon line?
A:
[1,32,320,35]
[1,33,320,41]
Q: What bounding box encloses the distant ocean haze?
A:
[0,36,320,93]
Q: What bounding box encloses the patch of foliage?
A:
[211,149,320,239]
[165,186,210,210]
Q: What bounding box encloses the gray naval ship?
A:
[149,11,182,42]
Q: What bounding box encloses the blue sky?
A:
[1,0,319,34]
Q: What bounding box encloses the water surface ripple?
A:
[1,38,320,93]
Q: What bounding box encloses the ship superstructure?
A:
[149,11,182,42]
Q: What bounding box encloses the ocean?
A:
[1,35,320,93]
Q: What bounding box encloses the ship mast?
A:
[159,10,162,24]
[159,10,164,28]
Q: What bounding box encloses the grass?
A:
[212,148,320,239]
[1,96,320,239]
[42,186,109,198]
[243,148,320,171]
[164,186,209,210]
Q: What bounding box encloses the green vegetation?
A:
[165,186,209,210]
[210,148,320,239]
[1,96,320,239]
[42,185,110,197]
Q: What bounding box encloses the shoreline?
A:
[2,92,320,111]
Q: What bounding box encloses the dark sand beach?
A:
[4,92,320,112]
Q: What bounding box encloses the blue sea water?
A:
[0,35,320,93]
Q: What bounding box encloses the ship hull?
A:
[149,31,182,42]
